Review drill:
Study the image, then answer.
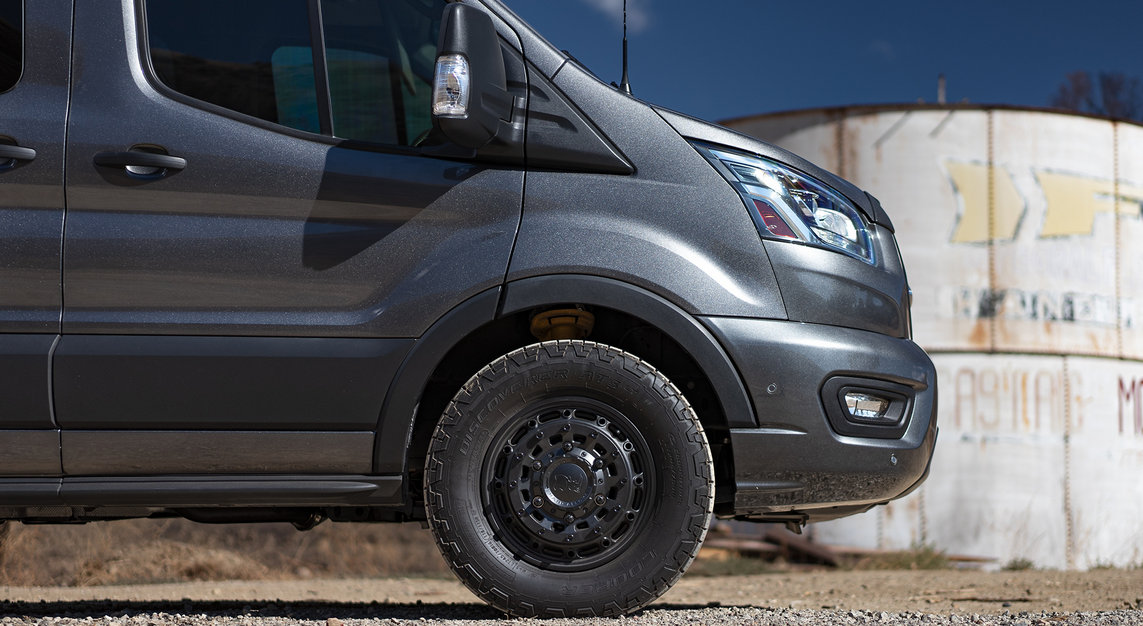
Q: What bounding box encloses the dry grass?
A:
[0,519,450,587]
[842,544,952,571]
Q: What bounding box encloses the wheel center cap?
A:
[544,460,591,508]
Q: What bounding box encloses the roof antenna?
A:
[618,0,632,95]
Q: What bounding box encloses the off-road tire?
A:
[425,340,713,617]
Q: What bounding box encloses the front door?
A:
[56,0,523,476]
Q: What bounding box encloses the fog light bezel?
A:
[821,376,916,439]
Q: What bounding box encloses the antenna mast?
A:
[618,0,632,95]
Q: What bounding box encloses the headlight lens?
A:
[695,143,875,264]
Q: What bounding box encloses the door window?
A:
[142,0,447,146]
[320,0,445,145]
[0,0,20,92]
[145,0,320,133]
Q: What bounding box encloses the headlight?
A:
[694,143,876,264]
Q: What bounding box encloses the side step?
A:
[0,475,403,508]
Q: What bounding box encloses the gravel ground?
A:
[0,570,1140,626]
[0,603,1140,626]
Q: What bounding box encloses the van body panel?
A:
[508,62,786,321]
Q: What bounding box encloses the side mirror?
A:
[431,4,513,149]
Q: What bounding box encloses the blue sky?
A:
[503,0,1143,123]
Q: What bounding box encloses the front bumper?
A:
[699,317,937,520]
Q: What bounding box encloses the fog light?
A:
[844,392,892,420]
[821,376,916,439]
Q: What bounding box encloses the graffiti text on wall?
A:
[937,286,1134,327]
[948,366,1064,433]
[943,365,1143,437]
[1120,377,1143,435]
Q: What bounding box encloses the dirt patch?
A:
[666,568,1143,614]
[0,519,450,587]
[0,567,1140,615]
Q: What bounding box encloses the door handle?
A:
[93,151,187,171]
[0,144,36,162]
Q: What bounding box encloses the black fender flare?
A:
[373,287,500,475]
[372,275,758,475]
[500,275,756,430]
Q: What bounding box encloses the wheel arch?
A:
[499,275,756,429]
[373,275,757,513]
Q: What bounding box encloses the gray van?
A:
[0,0,936,617]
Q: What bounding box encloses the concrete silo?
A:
[722,105,1143,570]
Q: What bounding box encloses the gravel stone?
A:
[1,605,1141,626]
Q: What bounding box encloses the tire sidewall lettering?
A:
[558,549,657,597]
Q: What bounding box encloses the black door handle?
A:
[0,144,36,162]
[93,151,187,171]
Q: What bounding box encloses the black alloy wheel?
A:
[484,396,653,571]
[425,340,713,618]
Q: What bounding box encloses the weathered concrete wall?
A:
[724,107,1143,569]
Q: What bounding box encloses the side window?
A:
[143,0,448,145]
[320,0,447,146]
[145,0,320,133]
[0,0,20,93]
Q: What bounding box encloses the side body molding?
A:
[500,275,757,429]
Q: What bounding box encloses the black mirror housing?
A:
[433,4,513,149]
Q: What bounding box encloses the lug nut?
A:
[517,509,525,516]
[509,480,517,488]
[565,536,574,542]
[514,452,524,460]
[532,497,544,507]
[532,461,543,471]
[589,431,597,438]
[564,514,575,524]
[594,495,606,505]
[563,442,574,452]
[593,459,603,470]
[562,425,570,432]
[619,478,627,486]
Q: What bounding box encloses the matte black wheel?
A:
[425,340,713,617]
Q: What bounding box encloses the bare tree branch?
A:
[1050,70,1092,111]
[1099,72,1143,120]
[1050,70,1143,121]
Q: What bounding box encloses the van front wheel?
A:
[424,340,713,617]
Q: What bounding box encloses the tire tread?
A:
[425,340,714,617]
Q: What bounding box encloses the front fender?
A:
[500,274,757,429]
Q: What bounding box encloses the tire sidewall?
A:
[427,341,711,614]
